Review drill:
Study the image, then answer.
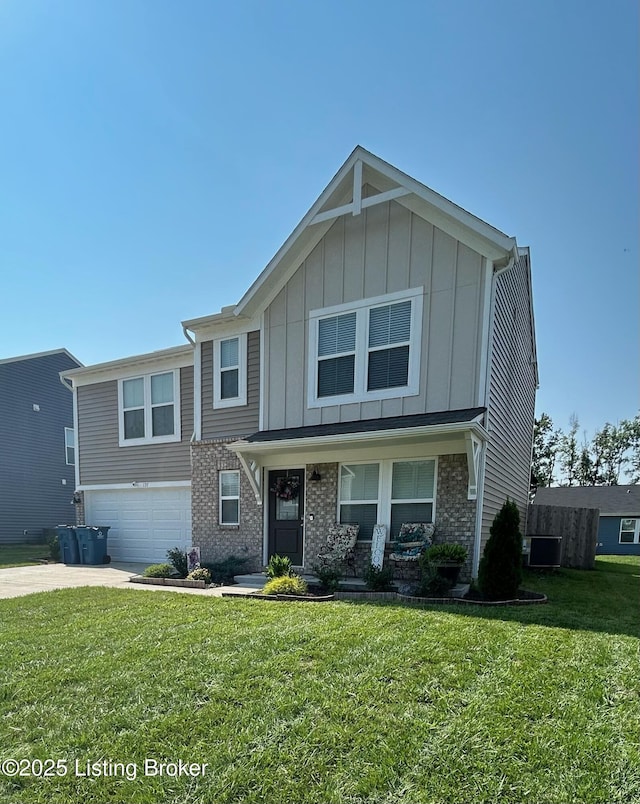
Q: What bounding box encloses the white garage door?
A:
[84,487,191,564]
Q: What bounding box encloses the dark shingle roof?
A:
[245,408,486,443]
[533,485,640,515]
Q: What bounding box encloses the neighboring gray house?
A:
[62,147,538,577]
[0,349,82,543]
[533,485,640,556]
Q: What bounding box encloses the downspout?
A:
[59,374,81,498]
[182,325,199,442]
[473,247,518,577]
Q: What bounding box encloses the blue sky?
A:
[1,0,637,440]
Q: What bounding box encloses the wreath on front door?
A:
[270,476,300,501]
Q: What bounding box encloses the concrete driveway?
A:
[0,562,248,600]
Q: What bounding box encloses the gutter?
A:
[228,419,489,455]
[182,325,195,346]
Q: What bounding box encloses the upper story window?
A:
[213,334,247,409]
[118,370,181,446]
[308,288,423,407]
[619,519,640,544]
[64,427,75,465]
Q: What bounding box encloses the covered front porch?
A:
[227,409,487,580]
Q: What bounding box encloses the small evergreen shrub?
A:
[477,498,523,600]
[362,563,395,591]
[265,554,293,579]
[312,562,342,592]
[166,547,188,578]
[143,563,175,578]
[187,567,212,583]
[201,555,250,584]
[262,574,308,596]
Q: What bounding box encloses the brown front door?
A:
[268,469,304,566]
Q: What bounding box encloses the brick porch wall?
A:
[300,453,477,582]
[191,439,263,572]
[434,453,477,581]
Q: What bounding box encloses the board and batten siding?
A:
[481,254,537,553]
[0,351,80,542]
[200,331,260,439]
[77,366,193,485]
[262,199,487,430]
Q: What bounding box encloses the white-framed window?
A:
[338,458,436,540]
[220,470,240,525]
[64,427,75,466]
[308,288,423,407]
[118,370,181,446]
[339,463,381,540]
[213,334,247,408]
[619,518,640,544]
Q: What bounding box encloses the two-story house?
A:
[61,147,537,577]
[1,348,82,543]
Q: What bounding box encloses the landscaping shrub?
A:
[143,563,175,578]
[201,555,250,584]
[477,498,523,600]
[311,562,342,592]
[166,547,188,578]
[422,542,468,564]
[187,567,212,583]
[262,574,308,596]
[362,563,395,591]
[47,532,60,562]
[413,564,453,597]
[265,554,293,579]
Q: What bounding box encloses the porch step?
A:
[233,573,267,588]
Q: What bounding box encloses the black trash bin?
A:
[76,526,110,565]
[56,526,80,565]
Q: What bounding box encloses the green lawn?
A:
[0,557,638,804]
[0,543,50,569]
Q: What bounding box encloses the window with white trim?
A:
[214,334,247,408]
[338,458,435,540]
[619,518,640,544]
[64,427,75,465]
[309,288,423,407]
[220,470,240,525]
[118,371,180,446]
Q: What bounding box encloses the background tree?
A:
[592,421,631,485]
[531,412,639,487]
[627,415,640,484]
[531,413,561,487]
[558,414,580,486]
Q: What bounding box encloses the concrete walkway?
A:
[0,562,258,600]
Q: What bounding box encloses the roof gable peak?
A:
[220,148,518,321]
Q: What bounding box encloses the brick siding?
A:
[190,446,476,581]
[191,439,263,572]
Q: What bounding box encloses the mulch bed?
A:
[398,589,547,606]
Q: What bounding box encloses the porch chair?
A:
[317,523,359,576]
[389,522,435,562]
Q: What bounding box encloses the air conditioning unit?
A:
[526,535,562,568]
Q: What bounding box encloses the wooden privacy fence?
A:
[527,504,599,570]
